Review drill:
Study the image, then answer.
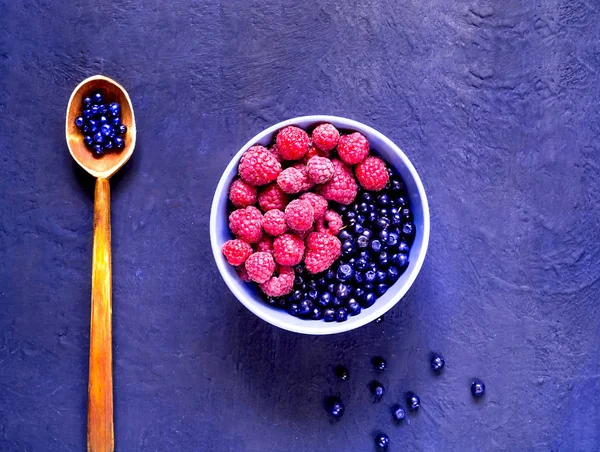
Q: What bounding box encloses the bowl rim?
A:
[210,115,430,335]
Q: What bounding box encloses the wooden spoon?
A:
[66,75,136,452]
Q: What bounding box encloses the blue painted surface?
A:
[1,1,599,451]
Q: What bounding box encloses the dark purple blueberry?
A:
[83,96,93,108]
[367,211,377,223]
[471,379,485,398]
[392,405,405,421]
[387,266,400,283]
[376,217,390,230]
[335,365,349,381]
[93,132,104,144]
[337,264,354,282]
[326,283,336,294]
[101,123,113,137]
[378,230,389,242]
[355,257,368,271]
[370,381,385,401]
[398,242,409,253]
[395,196,407,208]
[104,140,114,151]
[114,137,125,149]
[431,354,445,372]
[98,115,108,124]
[402,222,414,237]
[307,289,319,301]
[111,116,121,127]
[108,102,121,117]
[327,397,345,418]
[372,356,387,371]
[92,145,104,157]
[376,194,390,207]
[287,303,299,316]
[407,392,420,410]
[323,308,336,322]
[335,307,348,322]
[353,287,365,300]
[92,91,103,104]
[74,116,85,128]
[98,104,107,115]
[364,270,376,283]
[336,283,350,299]
[341,240,355,256]
[358,202,369,213]
[375,433,389,450]
[363,283,374,292]
[347,299,361,316]
[352,223,364,235]
[362,293,376,307]
[375,284,388,297]
[339,230,352,241]
[298,299,313,316]
[370,240,382,253]
[91,104,101,116]
[395,253,409,268]
[357,214,366,224]
[388,178,404,192]
[310,307,323,320]
[88,119,99,133]
[83,135,93,147]
[401,208,412,220]
[317,292,332,307]
[387,232,400,247]
[378,251,389,267]
[118,124,127,135]
[356,235,369,248]
[376,270,387,283]
[290,290,303,302]
[83,108,93,119]
[331,296,343,308]
[344,211,356,223]
[391,213,403,225]
[361,192,373,202]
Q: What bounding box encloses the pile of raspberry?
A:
[222,123,405,321]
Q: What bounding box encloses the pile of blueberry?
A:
[326,353,486,450]
[74,90,127,158]
[275,167,414,322]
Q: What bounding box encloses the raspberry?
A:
[316,210,343,236]
[292,164,313,192]
[262,209,288,236]
[268,144,283,162]
[295,225,315,241]
[238,145,282,186]
[304,232,342,274]
[301,143,330,164]
[221,239,253,266]
[228,178,257,208]
[307,156,334,184]
[277,167,305,194]
[255,235,274,254]
[244,252,275,283]
[316,159,358,205]
[355,156,389,191]
[312,123,340,152]
[299,192,328,219]
[276,126,310,160]
[236,265,252,282]
[229,206,263,243]
[337,132,369,165]
[273,233,305,266]
[259,266,295,297]
[258,183,289,211]
[284,199,314,231]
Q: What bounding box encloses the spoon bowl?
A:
[65,75,136,179]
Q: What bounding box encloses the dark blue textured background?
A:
[1,1,600,451]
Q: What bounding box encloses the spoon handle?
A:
[88,177,114,452]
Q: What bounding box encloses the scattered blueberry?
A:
[74,116,84,128]
[83,97,92,108]
[335,365,349,381]
[387,266,400,283]
[83,108,93,119]
[392,405,406,421]
[114,137,125,149]
[431,354,445,372]
[471,379,485,398]
[372,356,387,371]
[326,397,345,419]
[118,124,127,135]
[407,392,420,410]
[375,433,389,450]
[370,381,385,401]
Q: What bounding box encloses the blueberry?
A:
[375,433,389,450]
[358,202,369,213]
[287,303,299,316]
[361,192,372,202]
[81,124,91,133]
[83,108,93,119]
[376,194,390,207]
[298,299,313,316]
[356,214,366,224]
[352,223,364,235]
[336,307,348,322]
[362,228,373,239]
[398,242,409,254]
[307,289,319,301]
[119,124,127,135]
[83,97,92,108]
[353,272,364,286]
[395,253,409,268]
[323,308,336,322]
[370,381,385,401]
[88,119,99,133]
[327,283,336,294]
[339,230,352,241]
[344,211,356,223]
[92,91,103,104]
[375,284,388,296]
[98,115,108,124]
[362,293,376,307]
[91,104,100,116]
[114,137,125,149]
[355,257,368,271]
[347,299,361,316]
[352,203,360,212]
[363,283,374,292]
[375,315,384,323]
[101,124,113,137]
[376,217,390,230]
[93,132,104,144]
[337,204,348,213]
[353,287,365,300]
[327,397,345,418]
[378,251,389,267]
[108,102,121,117]
[392,405,406,421]
[92,145,104,157]
[367,212,377,223]
[341,240,355,256]
[389,178,404,192]
[402,222,414,237]
[395,197,408,209]
[335,365,349,381]
[83,135,93,147]
[111,116,122,127]
[358,249,371,259]
[407,392,420,410]
[331,296,343,308]
[104,140,114,150]
[356,235,369,248]
[325,268,335,279]
[431,354,445,372]
[370,240,382,253]
[401,208,412,220]
[471,379,485,398]
[378,230,389,243]
[391,213,403,225]
[75,116,85,128]
[291,290,303,302]
[336,283,350,299]
[364,270,377,283]
[295,275,305,287]
[376,270,387,283]
[379,208,388,217]
[317,292,332,308]
[372,356,387,371]
[310,307,323,320]
[387,232,400,247]
[337,264,354,282]
[98,104,108,115]
[387,266,400,283]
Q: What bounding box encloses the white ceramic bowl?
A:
[210,116,430,335]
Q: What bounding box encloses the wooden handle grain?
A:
[88,177,114,452]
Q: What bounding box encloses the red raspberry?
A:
[273,233,305,266]
[316,210,343,236]
[255,235,274,254]
[238,145,282,186]
[301,143,330,164]
[244,252,275,283]
[262,209,288,236]
[304,232,342,274]
[307,156,334,184]
[229,206,263,243]
[337,132,369,165]
[258,183,289,211]
[312,123,340,152]
[268,144,283,162]
[277,167,305,194]
[284,199,314,231]
[299,192,328,219]
[228,178,257,208]
[292,164,313,192]
[221,239,253,266]
[355,156,389,191]
[259,266,295,297]
[316,159,358,205]
[236,265,252,282]
[276,126,310,160]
